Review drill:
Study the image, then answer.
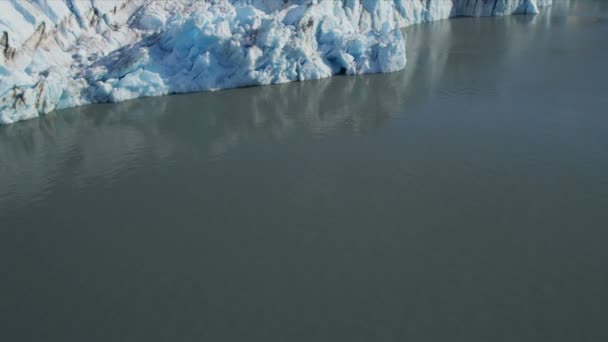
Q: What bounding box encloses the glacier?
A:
[0,0,551,125]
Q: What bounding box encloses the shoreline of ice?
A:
[0,0,551,125]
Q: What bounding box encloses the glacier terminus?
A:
[0,0,551,124]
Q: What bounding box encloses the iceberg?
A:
[0,0,551,124]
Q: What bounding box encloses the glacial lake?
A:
[1,0,608,341]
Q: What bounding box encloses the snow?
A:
[0,0,552,125]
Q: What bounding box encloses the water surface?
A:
[1,1,608,341]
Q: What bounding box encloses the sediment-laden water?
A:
[1,1,607,340]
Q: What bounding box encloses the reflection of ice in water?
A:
[0,61,416,204]
[0,7,564,208]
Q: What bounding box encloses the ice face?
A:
[0,0,551,124]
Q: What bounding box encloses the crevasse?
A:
[0,0,551,125]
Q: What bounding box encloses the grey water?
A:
[1,1,608,341]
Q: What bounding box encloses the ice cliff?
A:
[0,0,551,124]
